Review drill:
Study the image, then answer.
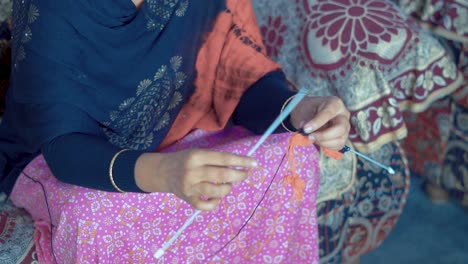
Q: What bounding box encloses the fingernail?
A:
[308,135,316,141]
[252,161,259,167]
[304,125,314,133]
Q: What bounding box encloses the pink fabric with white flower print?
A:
[10,127,321,263]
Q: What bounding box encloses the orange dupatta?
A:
[160,0,280,149]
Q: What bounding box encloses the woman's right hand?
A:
[135,150,258,211]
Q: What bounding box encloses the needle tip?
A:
[387,167,396,174]
[154,249,165,259]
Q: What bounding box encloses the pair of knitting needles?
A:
[247,93,395,174]
[154,91,394,259]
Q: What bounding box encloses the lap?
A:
[10,127,321,263]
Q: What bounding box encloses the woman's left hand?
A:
[290,96,350,150]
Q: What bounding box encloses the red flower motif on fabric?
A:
[311,0,405,53]
[302,0,410,68]
[260,16,287,58]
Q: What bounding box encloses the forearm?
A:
[232,70,297,134]
[41,133,145,192]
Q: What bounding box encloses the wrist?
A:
[110,149,146,193]
[281,95,300,132]
[134,152,167,193]
[284,115,299,131]
[289,108,302,130]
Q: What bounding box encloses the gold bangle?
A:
[109,149,130,193]
[280,95,297,133]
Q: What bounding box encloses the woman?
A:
[0,0,350,262]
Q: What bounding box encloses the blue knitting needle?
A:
[297,130,395,174]
[341,146,395,174]
[247,91,308,156]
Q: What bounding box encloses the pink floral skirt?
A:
[10,127,320,263]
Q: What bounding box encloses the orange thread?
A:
[215,132,345,259]
[284,133,313,201]
[322,147,344,160]
[284,133,345,201]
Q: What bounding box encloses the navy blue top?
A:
[0,1,299,194]
[41,70,296,192]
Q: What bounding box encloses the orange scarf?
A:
[160,0,280,148]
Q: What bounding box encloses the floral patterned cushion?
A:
[253,1,463,261]
[253,0,463,153]
[0,193,36,264]
[396,0,467,108]
[396,0,468,205]
[396,0,467,43]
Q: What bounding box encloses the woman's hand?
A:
[135,150,258,211]
[290,96,350,150]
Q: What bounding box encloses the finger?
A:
[308,115,350,142]
[198,166,249,184]
[302,107,338,134]
[195,182,233,199]
[303,97,348,133]
[189,150,258,168]
[190,197,221,211]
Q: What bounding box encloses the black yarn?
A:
[207,151,288,259]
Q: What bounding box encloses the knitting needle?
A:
[247,91,307,156]
[297,130,396,174]
[154,210,201,258]
[154,91,308,259]
[340,146,395,174]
